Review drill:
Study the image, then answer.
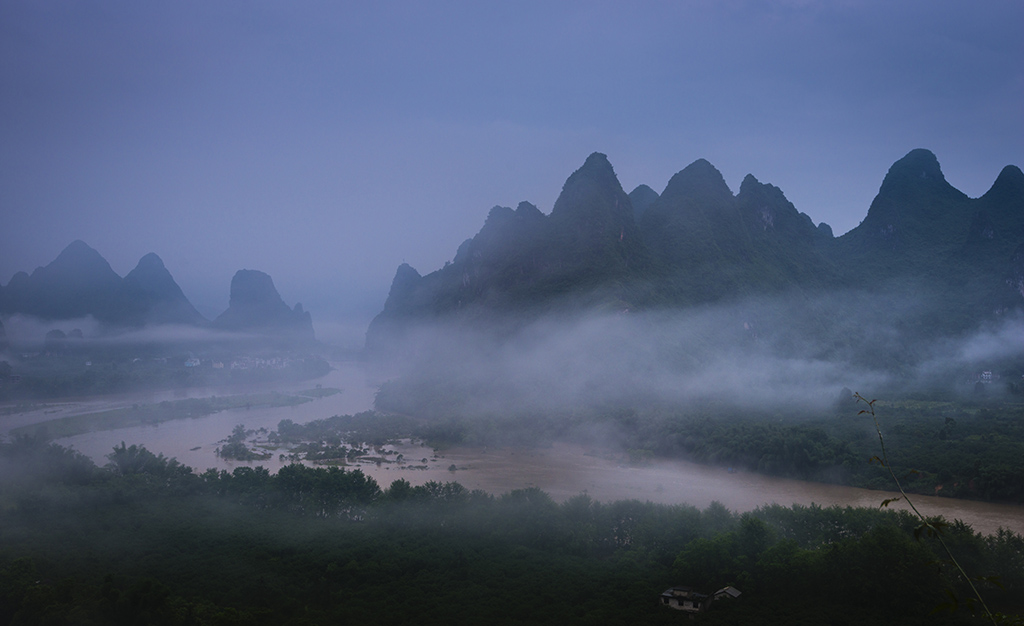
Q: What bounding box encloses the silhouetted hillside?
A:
[213,269,315,342]
[0,241,124,323]
[119,253,208,327]
[0,244,318,346]
[368,150,1024,360]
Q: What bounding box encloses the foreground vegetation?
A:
[625,398,1024,504]
[1,436,1022,625]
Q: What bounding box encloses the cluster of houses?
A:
[227,356,296,370]
[177,356,296,370]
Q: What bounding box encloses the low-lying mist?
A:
[0,314,323,355]
[371,288,1024,420]
[1,314,103,350]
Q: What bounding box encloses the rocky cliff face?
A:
[1010,244,1024,302]
[640,158,742,273]
[830,150,1024,322]
[836,149,971,260]
[547,152,649,285]
[213,270,314,341]
[974,165,1024,250]
[639,159,747,301]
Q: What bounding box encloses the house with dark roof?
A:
[659,586,708,613]
[660,585,740,614]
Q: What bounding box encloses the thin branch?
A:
[854,393,997,624]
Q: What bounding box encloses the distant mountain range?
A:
[3,148,1020,359]
[0,242,314,342]
[368,149,1024,354]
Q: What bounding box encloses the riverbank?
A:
[431,442,1024,537]
[4,360,1022,537]
[8,387,339,439]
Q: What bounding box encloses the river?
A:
[3,360,1021,536]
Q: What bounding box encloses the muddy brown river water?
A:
[3,361,1022,536]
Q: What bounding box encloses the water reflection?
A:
[50,361,378,473]
[5,360,1019,536]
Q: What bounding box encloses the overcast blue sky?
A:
[2,1,1021,343]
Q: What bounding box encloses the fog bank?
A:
[372,290,1024,416]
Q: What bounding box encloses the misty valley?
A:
[2,149,1024,623]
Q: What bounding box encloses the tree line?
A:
[1,436,1022,624]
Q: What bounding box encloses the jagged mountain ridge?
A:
[0,241,203,328]
[374,155,647,320]
[0,242,315,341]
[637,159,836,302]
[368,149,1024,352]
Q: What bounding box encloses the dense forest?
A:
[2,434,1022,625]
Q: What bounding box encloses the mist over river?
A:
[4,361,1021,536]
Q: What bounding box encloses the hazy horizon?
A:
[3,1,1022,342]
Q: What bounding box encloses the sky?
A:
[2,0,1022,345]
